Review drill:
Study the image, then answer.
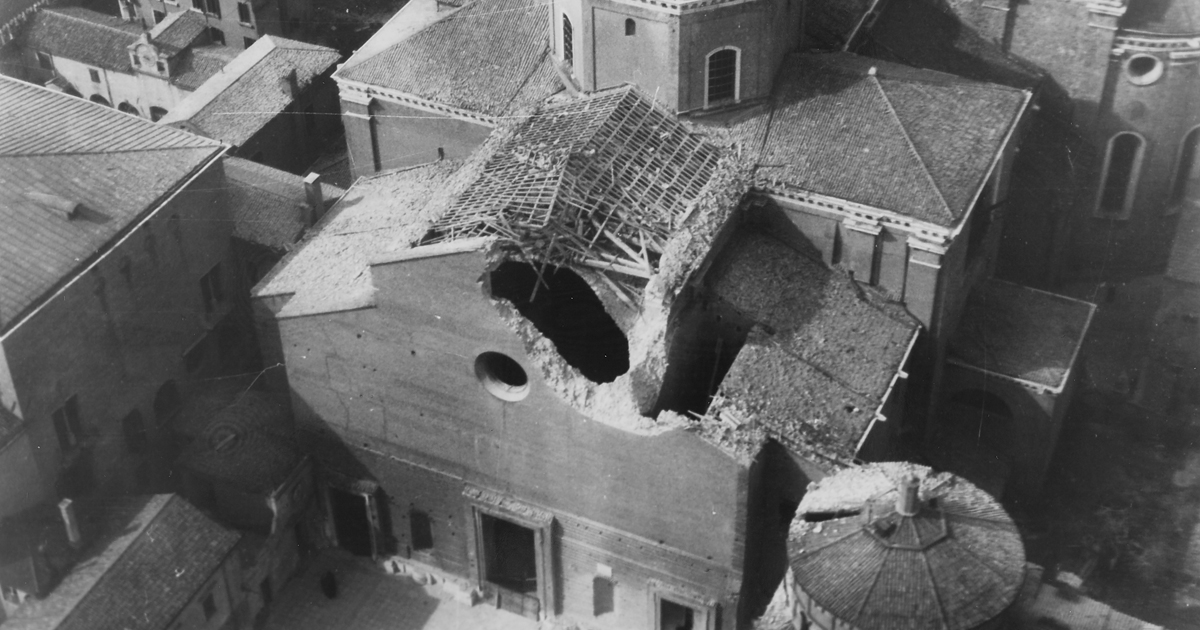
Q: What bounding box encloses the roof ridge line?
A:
[50,7,141,36]
[1,145,219,157]
[851,546,888,623]
[869,74,954,220]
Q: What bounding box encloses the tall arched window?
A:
[625,18,636,36]
[1096,132,1145,218]
[706,48,739,107]
[562,15,574,68]
[1169,126,1200,213]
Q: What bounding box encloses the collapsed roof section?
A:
[422,86,724,300]
[696,230,919,464]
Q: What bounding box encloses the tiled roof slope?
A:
[790,463,1025,630]
[730,53,1028,227]
[162,36,340,146]
[5,495,241,630]
[148,10,208,52]
[337,0,561,118]
[172,45,239,91]
[861,0,1046,89]
[224,157,345,251]
[22,7,141,72]
[0,76,222,332]
[707,230,918,464]
[948,280,1094,390]
[1167,209,1200,284]
[1122,0,1200,34]
[254,161,462,317]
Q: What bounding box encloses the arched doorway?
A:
[89,94,111,107]
[117,101,138,116]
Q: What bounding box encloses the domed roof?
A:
[789,462,1025,630]
[1121,0,1200,35]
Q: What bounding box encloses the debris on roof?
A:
[336,0,561,118]
[699,230,918,463]
[423,86,724,300]
[786,462,1025,630]
[0,75,223,334]
[948,279,1095,390]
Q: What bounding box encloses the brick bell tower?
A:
[550,0,804,113]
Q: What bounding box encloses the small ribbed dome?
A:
[789,462,1025,630]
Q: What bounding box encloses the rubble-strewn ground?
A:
[1024,279,1200,629]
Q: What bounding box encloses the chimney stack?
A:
[895,475,921,516]
[303,172,324,226]
[58,498,82,548]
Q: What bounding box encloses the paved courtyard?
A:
[264,550,538,630]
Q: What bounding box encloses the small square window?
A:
[208,26,225,45]
[88,69,100,83]
[37,52,53,70]
[202,592,217,620]
[156,60,166,74]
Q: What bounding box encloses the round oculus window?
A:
[1125,54,1164,86]
[475,352,530,401]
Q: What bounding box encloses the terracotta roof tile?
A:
[21,7,141,72]
[724,53,1028,227]
[164,36,340,146]
[5,495,241,630]
[0,76,222,332]
[224,157,345,251]
[708,230,918,463]
[790,463,1025,630]
[148,10,208,51]
[947,279,1095,389]
[171,45,239,91]
[338,0,561,117]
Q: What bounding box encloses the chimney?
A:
[895,475,921,516]
[303,172,324,226]
[58,498,82,548]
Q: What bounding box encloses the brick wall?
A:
[0,162,234,506]
[271,247,750,627]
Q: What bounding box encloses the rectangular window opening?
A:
[37,52,53,70]
[88,69,100,83]
[237,1,251,23]
[593,576,615,616]
[660,598,696,630]
[410,509,434,551]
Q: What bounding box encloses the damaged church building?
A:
[249,0,1095,626]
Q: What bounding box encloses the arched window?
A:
[1169,126,1200,212]
[1095,132,1145,218]
[89,94,111,107]
[625,18,636,36]
[149,106,167,122]
[117,101,138,116]
[562,15,574,68]
[706,48,739,107]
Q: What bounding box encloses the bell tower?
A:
[551,0,803,112]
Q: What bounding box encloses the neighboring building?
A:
[16,7,237,119]
[222,156,345,287]
[128,0,315,51]
[1,495,243,630]
[759,462,1162,630]
[161,36,342,174]
[0,75,235,518]
[922,0,1200,280]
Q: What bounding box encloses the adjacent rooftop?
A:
[224,157,345,251]
[335,0,562,119]
[4,495,241,630]
[0,75,223,333]
[161,36,341,146]
[947,279,1095,391]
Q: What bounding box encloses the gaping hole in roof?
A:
[490,261,629,383]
